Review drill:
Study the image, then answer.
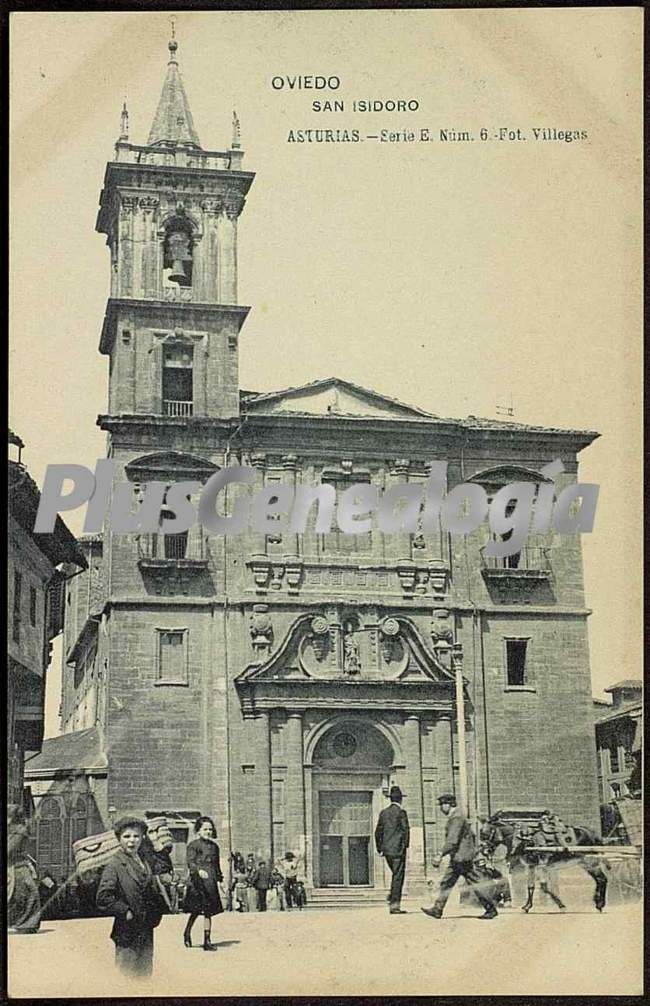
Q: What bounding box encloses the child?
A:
[96,817,165,978]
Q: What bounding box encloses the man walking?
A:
[374,785,410,914]
[422,793,498,920]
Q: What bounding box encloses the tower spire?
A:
[147,22,201,149]
[119,101,129,142]
[232,109,241,149]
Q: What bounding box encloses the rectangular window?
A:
[320,474,373,555]
[162,343,193,416]
[30,586,37,627]
[13,570,22,643]
[164,532,188,559]
[156,628,188,685]
[505,638,529,687]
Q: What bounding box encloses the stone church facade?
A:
[34,37,601,892]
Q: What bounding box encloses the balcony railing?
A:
[164,400,193,418]
[137,532,206,563]
[481,546,551,573]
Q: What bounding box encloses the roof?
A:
[243,377,437,420]
[24,726,107,777]
[604,680,643,693]
[8,461,87,569]
[595,701,642,725]
[147,38,201,148]
[241,376,600,441]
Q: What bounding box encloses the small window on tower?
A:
[162,343,193,418]
[156,628,189,685]
[505,638,530,688]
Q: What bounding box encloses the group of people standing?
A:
[230,850,306,913]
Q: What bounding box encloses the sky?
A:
[9,9,642,734]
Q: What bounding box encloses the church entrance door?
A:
[318,791,372,886]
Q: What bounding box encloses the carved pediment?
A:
[236,612,455,686]
[125,451,218,482]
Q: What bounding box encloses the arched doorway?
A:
[310,719,395,888]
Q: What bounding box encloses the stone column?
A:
[282,454,300,559]
[139,196,159,299]
[284,712,306,860]
[118,195,137,297]
[249,452,268,557]
[435,714,454,849]
[404,714,426,882]
[201,198,222,302]
[219,194,242,304]
[387,459,413,562]
[435,714,454,794]
[255,711,272,860]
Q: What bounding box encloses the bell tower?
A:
[96,32,254,419]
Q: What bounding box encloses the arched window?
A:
[37,796,64,871]
[70,795,89,846]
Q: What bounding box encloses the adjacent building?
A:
[8,432,86,814]
[594,680,642,803]
[27,36,603,894]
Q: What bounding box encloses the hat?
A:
[389,785,403,802]
[437,793,456,806]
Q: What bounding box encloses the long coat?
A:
[440,807,476,864]
[375,802,410,857]
[184,838,224,916]
[96,849,165,947]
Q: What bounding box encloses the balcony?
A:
[137,531,207,574]
[480,545,552,597]
[163,400,193,418]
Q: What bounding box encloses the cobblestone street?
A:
[8,896,642,998]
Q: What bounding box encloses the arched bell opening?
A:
[162,214,194,288]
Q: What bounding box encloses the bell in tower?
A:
[164,219,193,287]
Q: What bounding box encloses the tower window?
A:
[505,638,529,687]
[156,628,189,685]
[162,343,193,417]
[29,586,37,627]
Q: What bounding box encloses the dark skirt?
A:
[8,864,41,932]
[184,874,224,916]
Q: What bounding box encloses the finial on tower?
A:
[168,16,178,61]
[119,100,129,141]
[232,109,241,149]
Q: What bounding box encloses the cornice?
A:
[99,298,250,354]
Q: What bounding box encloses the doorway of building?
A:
[318,791,373,886]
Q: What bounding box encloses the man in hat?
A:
[374,785,410,914]
[422,793,498,920]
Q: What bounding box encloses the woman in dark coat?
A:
[183,816,224,951]
[96,816,165,978]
